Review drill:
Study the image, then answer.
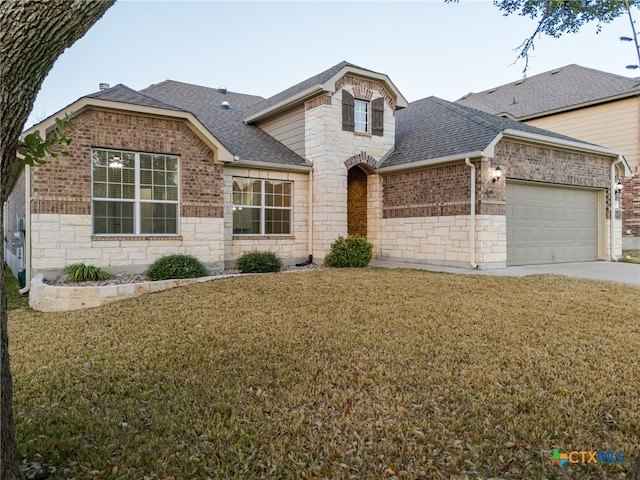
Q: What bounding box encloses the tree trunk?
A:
[0,2,115,478]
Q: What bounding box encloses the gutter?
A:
[227,158,312,173]
[377,151,483,173]
[610,156,624,261]
[19,164,31,294]
[464,158,478,269]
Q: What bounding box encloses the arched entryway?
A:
[347,166,368,237]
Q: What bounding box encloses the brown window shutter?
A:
[372,97,384,136]
[342,90,355,132]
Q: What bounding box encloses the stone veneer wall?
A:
[378,215,505,268]
[29,108,225,277]
[223,167,310,267]
[304,74,396,260]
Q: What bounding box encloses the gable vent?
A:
[221,101,230,109]
[218,85,227,94]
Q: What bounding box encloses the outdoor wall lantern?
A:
[492,165,503,183]
[616,180,623,193]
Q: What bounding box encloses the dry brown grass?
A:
[9,268,640,479]
[621,250,640,264]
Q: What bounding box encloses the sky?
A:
[26,0,640,127]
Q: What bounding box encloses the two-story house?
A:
[4,62,630,285]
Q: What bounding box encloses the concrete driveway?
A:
[370,260,640,286]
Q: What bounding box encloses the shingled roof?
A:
[380,96,594,169]
[86,84,182,111]
[245,61,357,120]
[456,64,640,120]
[138,80,309,167]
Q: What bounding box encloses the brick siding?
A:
[31,108,223,218]
[621,171,640,236]
[382,140,615,219]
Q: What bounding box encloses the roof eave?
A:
[324,66,409,109]
[244,85,324,124]
[244,65,409,124]
[377,151,484,173]
[227,158,312,172]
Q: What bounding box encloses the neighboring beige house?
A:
[4,62,631,289]
[457,64,640,248]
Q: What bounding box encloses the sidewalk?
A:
[369,260,640,286]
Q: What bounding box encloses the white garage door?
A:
[506,182,599,266]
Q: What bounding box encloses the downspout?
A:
[296,168,314,266]
[19,165,31,294]
[610,155,623,261]
[464,158,478,269]
[307,168,313,263]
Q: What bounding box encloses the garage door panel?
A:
[506,183,598,265]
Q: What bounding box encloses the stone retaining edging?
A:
[28,274,239,312]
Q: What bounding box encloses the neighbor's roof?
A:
[456,64,640,120]
[380,96,614,169]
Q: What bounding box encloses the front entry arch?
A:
[347,166,368,237]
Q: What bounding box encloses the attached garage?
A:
[506,182,601,265]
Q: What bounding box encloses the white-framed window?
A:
[354,99,369,133]
[232,177,292,235]
[92,148,179,235]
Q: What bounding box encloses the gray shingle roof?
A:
[381,96,588,168]
[456,64,640,119]
[86,84,181,111]
[139,80,309,167]
[245,61,362,119]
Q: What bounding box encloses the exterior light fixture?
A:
[616,180,624,192]
[108,156,123,168]
[492,165,503,183]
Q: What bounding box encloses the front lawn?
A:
[9,269,640,479]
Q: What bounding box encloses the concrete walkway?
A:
[370,260,640,286]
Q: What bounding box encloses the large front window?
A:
[232,178,292,235]
[92,149,179,235]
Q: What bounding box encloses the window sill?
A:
[233,235,294,240]
[354,131,371,137]
[92,235,183,241]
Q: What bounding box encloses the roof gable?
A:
[244,61,408,123]
[456,64,640,120]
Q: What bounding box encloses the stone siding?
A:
[304,75,396,260]
[31,214,224,277]
[378,215,506,268]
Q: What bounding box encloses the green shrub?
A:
[62,263,112,282]
[326,234,373,268]
[236,250,283,273]
[145,254,208,281]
